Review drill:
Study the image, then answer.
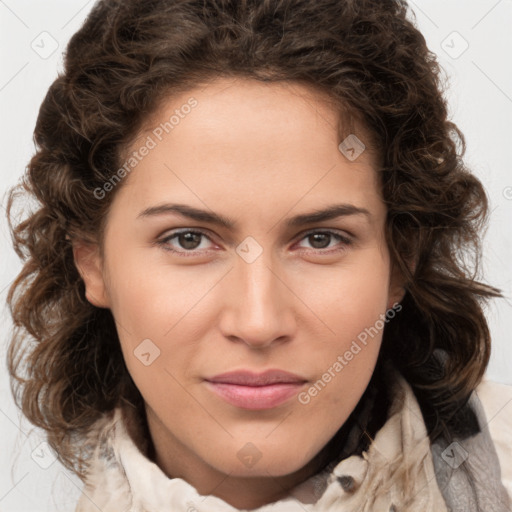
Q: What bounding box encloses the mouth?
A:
[204,369,307,410]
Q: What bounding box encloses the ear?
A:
[72,240,110,308]
[386,261,408,310]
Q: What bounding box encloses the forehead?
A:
[135,76,378,163]
[113,77,383,222]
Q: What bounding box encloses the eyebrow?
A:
[137,203,371,230]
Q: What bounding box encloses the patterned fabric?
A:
[431,383,512,511]
[74,363,512,512]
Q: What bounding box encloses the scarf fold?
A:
[75,363,510,512]
[430,385,511,512]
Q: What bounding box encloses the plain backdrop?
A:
[1,1,511,510]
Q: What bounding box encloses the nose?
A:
[219,250,296,349]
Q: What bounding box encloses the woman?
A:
[6,0,512,511]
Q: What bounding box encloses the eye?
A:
[295,230,353,253]
[157,229,216,256]
[156,228,353,257]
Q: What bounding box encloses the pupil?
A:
[310,233,330,249]
[180,232,201,250]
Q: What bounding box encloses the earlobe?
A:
[72,241,110,308]
[387,288,405,311]
[387,262,408,310]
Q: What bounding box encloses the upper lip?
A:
[206,369,307,386]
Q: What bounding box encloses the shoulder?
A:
[475,378,512,502]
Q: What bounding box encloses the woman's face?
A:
[76,77,402,506]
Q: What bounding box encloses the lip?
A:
[205,369,307,410]
[206,369,306,386]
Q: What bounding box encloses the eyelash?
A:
[156,228,353,257]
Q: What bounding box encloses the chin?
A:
[209,448,313,478]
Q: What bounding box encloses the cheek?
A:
[312,249,391,335]
[103,242,205,334]
[302,248,390,399]
[102,253,214,393]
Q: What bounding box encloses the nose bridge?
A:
[221,245,293,347]
[241,252,278,312]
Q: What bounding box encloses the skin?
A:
[74,77,404,510]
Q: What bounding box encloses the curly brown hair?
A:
[6,0,500,480]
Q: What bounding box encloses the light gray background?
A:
[1,1,511,510]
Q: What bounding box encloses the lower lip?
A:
[205,381,305,410]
